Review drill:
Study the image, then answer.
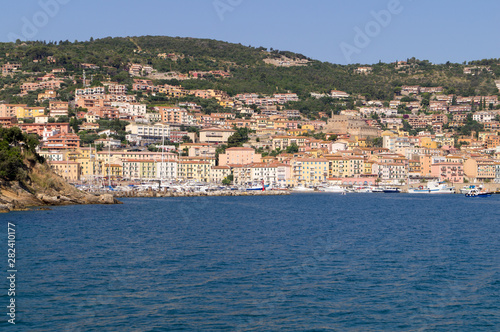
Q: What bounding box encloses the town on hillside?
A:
[2,44,500,191]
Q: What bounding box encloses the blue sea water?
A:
[0,193,499,331]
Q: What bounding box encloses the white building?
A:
[126,123,171,140]
[111,102,147,117]
[156,160,178,181]
[473,111,495,123]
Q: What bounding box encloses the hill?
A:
[1,36,499,106]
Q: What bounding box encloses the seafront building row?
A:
[41,143,500,187]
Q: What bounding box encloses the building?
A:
[49,101,69,117]
[49,161,80,181]
[0,104,27,117]
[18,123,70,136]
[291,158,329,185]
[219,147,262,166]
[430,163,464,183]
[199,127,236,144]
[178,160,211,182]
[463,158,496,182]
[210,166,232,184]
[44,133,81,150]
[125,123,170,145]
[326,115,380,138]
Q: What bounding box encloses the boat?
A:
[382,187,401,193]
[246,181,269,191]
[408,181,455,194]
[465,188,491,197]
[353,186,373,193]
[460,184,482,194]
[372,187,384,193]
[292,185,315,192]
[318,185,346,193]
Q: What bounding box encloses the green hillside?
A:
[1,36,499,105]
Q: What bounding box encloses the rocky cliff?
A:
[0,162,121,213]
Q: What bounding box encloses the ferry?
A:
[408,182,455,194]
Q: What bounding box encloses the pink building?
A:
[430,162,464,183]
[219,147,262,166]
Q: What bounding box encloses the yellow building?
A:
[345,156,365,177]
[16,106,45,119]
[419,137,438,149]
[178,161,211,182]
[292,158,329,184]
[49,161,80,181]
[102,163,123,180]
[364,160,375,175]
[326,156,346,178]
[287,129,308,136]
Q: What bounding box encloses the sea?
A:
[0,193,499,331]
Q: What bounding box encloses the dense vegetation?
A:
[0,127,42,181]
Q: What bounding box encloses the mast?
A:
[161,125,165,182]
[108,140,111,188]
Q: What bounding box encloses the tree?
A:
[286,143,299,154]
[222,174,233,186]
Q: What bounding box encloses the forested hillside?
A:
[1,36,499,105]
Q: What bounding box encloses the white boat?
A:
[408,181,455,194]
[353,186,373,193]
[465,188,491,197]
[372,187,384,193]
[292,185,315,192]
[460,185,482,194]
[318,185,346,193]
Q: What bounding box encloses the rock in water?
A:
[99,194,116,204]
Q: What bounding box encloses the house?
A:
[199,127,236,144]
[44,133,81,150]
[330,90,350,99]
[219,147,262,166]
[430,163,464,183]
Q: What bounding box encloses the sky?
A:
[1,0,499,65]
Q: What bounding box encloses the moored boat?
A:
[318,185,346,193]
[292,185,315,192]
[382,187,401,193]
[465,188,491,197]
[408,181,455,194]
[460,184,483,194]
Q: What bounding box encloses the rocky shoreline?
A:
[110,190,290,198]
[0,163,121,213]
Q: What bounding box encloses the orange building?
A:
[44,133,81,150]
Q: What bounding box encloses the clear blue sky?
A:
[1,0,499,65]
